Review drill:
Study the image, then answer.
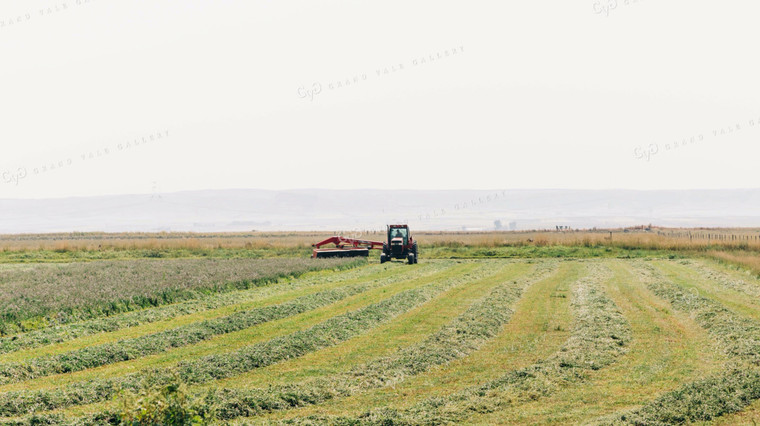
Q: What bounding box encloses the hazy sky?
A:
[1,0,759,199]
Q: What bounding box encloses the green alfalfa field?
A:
[2,239,760,424]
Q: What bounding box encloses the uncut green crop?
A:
[0,261,387,357]
[0,258,360,335]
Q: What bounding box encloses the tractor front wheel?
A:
[407,253,415,264]
[380,253,388,264]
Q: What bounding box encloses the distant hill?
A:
[1,189,759,233]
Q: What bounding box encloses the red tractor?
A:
[381,224,418,264]
[311,224,418,264]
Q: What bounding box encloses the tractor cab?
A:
[389,226,409,245]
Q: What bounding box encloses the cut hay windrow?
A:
[283,262,631,425]
[205,261,557,420]
[0,261,500,418]
[169,263,498,385]
[691,259,760,299]
[634,262,760,365]
[0,263,451,385]
[603,262,760,425]
[608,367,760,426]
[0,262,403,359]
